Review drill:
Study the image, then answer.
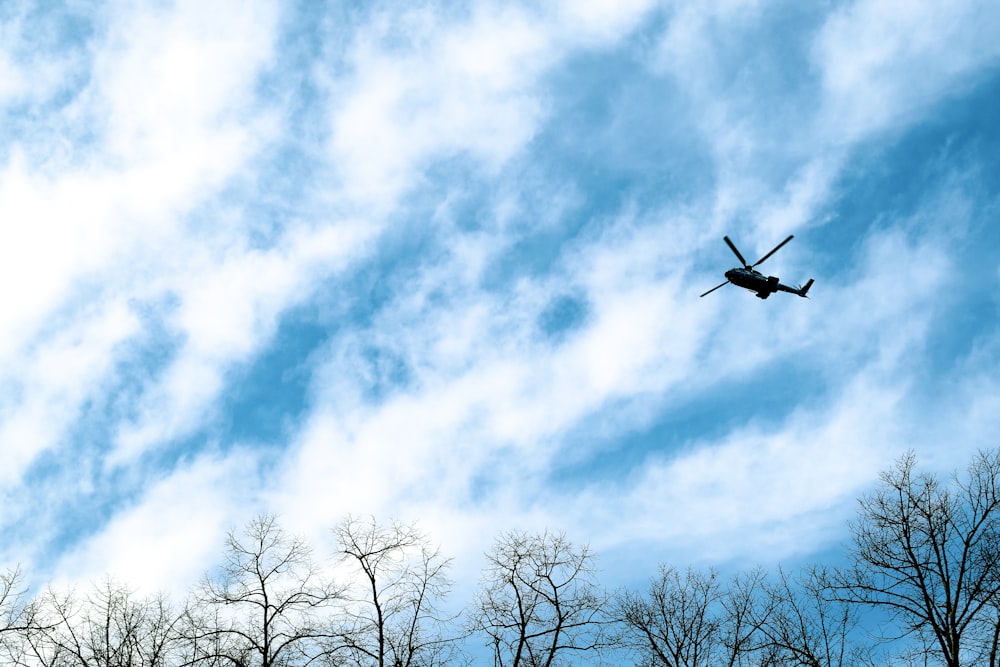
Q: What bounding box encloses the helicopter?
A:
[700,234,814,299]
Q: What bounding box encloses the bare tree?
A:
[756,567,870,667]
[175,605,244,667]
[0,567,44,666]
[330,516,462,667]
[17,577,182,667]
[828,449,1000,667]
[615,566,769,667]
[469,530,609,667]
[188,514,342,667]
[615,566,725,667]
[720,568,771,667]
[971,606,1000,667]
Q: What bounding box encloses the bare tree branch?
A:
[469,530,610,667]
[330,516,465,667]
[187,513,343,667]
[826,449,1000,667]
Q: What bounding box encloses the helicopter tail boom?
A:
[797,278,814,297]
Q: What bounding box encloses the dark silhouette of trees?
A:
[15,577,181,667]
[827,449,1000,667]
[614,565,867,667]
[721,569,773,667]
[0,567,42,666]
[615,566,736,667]
[330,516,462,667]
[187,514,342,667]
[755,567,870,667]
[469,530,609,667]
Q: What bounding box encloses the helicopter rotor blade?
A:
[700,280,730,297]
[751,234,794,268]
[723,236,749,268]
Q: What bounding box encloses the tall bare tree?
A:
[615,566,768,667]
[828,449,1000,667]
[469,530,608,667]
[330,516,461,667]
[188,514,342,667]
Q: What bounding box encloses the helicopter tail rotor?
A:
[797,278,814,297]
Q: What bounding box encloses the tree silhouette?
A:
[18,577,181,667]
[756,567,869,667]
[828,449,1000,667]
[470,530,609,667]
[331,516,462,667]
[187,514,342,667]
[615,566,729,667]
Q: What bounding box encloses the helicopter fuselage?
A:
[725,267,790,299]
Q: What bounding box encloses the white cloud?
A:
[575,372,900,564]
[328,0,661,211]
[48,450,262,597]
[328,4,552,210]
[0,299,139,489]
[751,157,842,241]
[0,0,283,354]
[552,0,656,46]
[0,48,29,104]
[113,220,376,463]
[814,0,1000,142]
[0,5,85,108]
[92,0,279,163]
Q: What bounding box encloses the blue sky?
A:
[1,0,999,598]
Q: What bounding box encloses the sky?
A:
[1,0,999,602]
